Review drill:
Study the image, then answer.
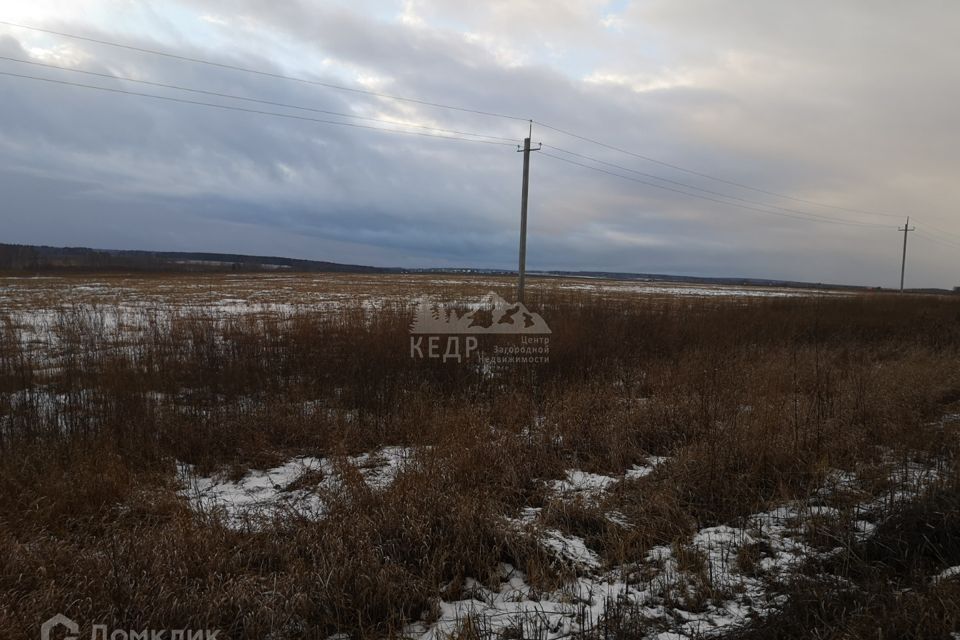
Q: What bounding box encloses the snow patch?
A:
[626,456,670,480]
[932,565,960,584]
[549,469,618,497]
[178,446,414,528]
[416,458,945,640]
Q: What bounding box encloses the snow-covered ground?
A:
[178,446,415,528]
[0,273,846,318]
[176,447,948,640]
[553,281,846,299]
[0,273,853,363]
[413,457,945,640]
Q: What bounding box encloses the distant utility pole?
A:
[898,216,915,292]
[517,120,541,304]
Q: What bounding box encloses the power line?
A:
[915,229,960,250]
[0,20,528,123]
[0,70,519,147]
[535,120,905,221]
[4,21,955,244]
[913,220,960,244]
[2,20,935,233]
[0,55,519,143]
[542,143,891,228]
[539,150,893,229]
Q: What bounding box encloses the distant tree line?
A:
[0,244,42,270]
[0,243,393,274]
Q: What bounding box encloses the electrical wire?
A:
[0,70,519,147]
[2,21,955,243]
[539,150,893,229]
[913,220,960,244]
[0,55,520,143]
[542,143,892,228]
[915,229,960,250]
[0,20,529,122]
[535,120,905,220]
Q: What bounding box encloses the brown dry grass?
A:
[1,277,959,638]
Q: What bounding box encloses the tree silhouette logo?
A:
[410,291,551,335]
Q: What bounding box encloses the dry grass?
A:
[1,275,959,638]
[727,470,960,640]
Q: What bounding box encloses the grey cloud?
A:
[0,1,957,287]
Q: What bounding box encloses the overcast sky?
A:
[1,1,958,287]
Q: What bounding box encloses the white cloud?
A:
[398,0,424,27]
[583,69,695,92]
[599,13,624,31]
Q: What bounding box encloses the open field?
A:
[0,272,842,310]
[1,273,959,639]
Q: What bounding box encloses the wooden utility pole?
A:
[517,120,540,303]
[898,216,915,292]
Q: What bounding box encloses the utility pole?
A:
[516,120,540,304]
[898,216,915,292]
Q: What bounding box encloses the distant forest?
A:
[0,243,392,274]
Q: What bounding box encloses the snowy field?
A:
[2,272,957,639]
[0,272,845,314]
[0,272,847,360]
